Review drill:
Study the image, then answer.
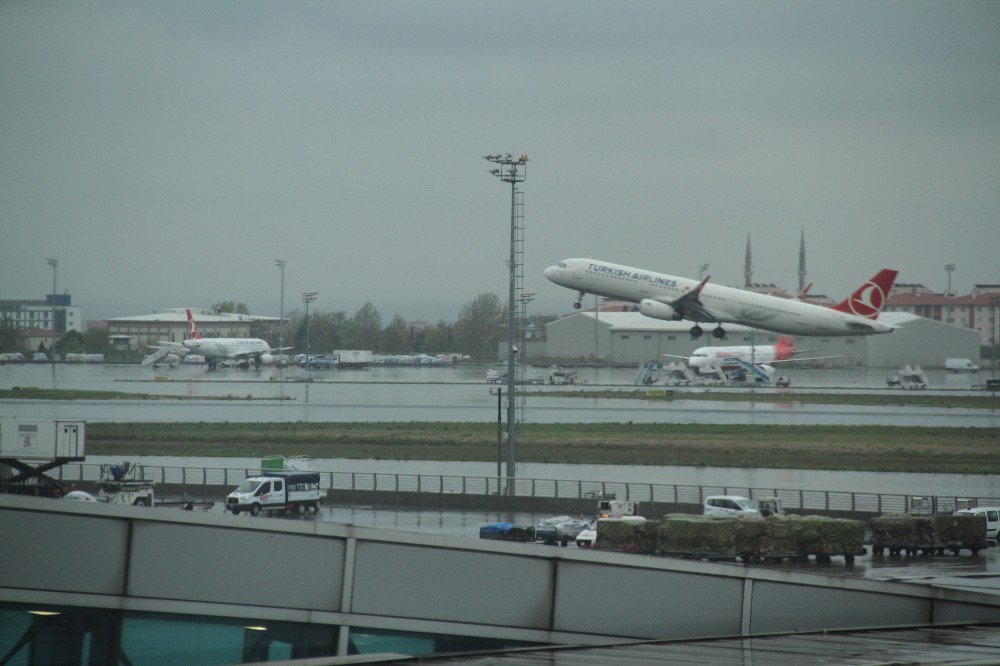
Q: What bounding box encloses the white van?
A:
[704,495,760,518]
[226,471,322,516]
[955,506,1000,542]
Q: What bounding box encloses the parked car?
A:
[703,495,761,518]
[303,355,336,370]
[32,352,48,362]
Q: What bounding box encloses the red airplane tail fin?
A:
[830,269,898,319]
[775,335,797,360]
[186,308,204,339]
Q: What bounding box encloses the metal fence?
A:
[55,463,1000,516]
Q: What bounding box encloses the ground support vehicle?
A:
[596,498,640,518]
[97,464,154,506]
[226,471,322,516]
[0,419,85,498]
[586,516,652,551]
[478,523,536,542]
[870,513,988,557]
[548,369,582,385]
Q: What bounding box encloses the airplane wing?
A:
[664,276,717,323]
[148,341,189,354]
[660,354,690,360]
[771,355,841,364]
[142,347,180,367]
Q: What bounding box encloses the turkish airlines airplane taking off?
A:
[544,258,898,338]
[148,309,290,370]
[665,335,837,373]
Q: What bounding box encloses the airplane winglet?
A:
[693,275,711,294]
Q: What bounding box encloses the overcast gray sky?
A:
[2,1,998,323]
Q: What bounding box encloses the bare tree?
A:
[454,292,506,360]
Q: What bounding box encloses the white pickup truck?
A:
[226,471,323,516]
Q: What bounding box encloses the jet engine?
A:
[639,299,679,321]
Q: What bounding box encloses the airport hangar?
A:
[539,311,981,369]
[105,309,282,352]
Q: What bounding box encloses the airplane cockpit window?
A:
[558,262,567,268]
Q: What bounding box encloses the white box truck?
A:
[226,470,322,516]
[333,350,373,369]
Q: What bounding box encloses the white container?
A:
[0,419,86,460]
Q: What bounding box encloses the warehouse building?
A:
[105,309,281,352]
[543,311,980,369]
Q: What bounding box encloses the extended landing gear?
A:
[573,290,586,310]
[206,359,218,371]
[690,325,727,339]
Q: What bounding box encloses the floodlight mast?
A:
[485,152,528,493]
[302,291,318,362]
[275,259,287,350]
[46,259,58,336]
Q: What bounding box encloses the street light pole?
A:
[275,259,286,350]
[302,291,317,367]
[945,263,955,323]
[992,297,999,380]
[485,152,527,491]
[46,258,58,339]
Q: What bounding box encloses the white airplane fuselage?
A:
[688,346,779,371]
[544,258,894,336]
[182,337,272,361]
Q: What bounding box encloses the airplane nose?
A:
[544,265,558,281]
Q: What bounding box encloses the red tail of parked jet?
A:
[185,308,204,340]
[830,269,898,319]
[774,335,797,361]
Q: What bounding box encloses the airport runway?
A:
[2,363,997,426]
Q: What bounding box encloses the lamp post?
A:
[485,152,527,491]
[275,259,286,351]
[302,291,317,367]
[490,386,503,489]
[46,258,58,338]
[519,291,535,380]
[992,297,999,380]
[945,263,955,324]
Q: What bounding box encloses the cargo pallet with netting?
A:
[871,513,988,557]
[596,514,867,565]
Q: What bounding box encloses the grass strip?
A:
[0,388,291,401]
[85,422,1000,475]
[529,389,1000,409]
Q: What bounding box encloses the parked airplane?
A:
[544,259,898,338]
[664,335,837,373]
[147,309,290,370]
